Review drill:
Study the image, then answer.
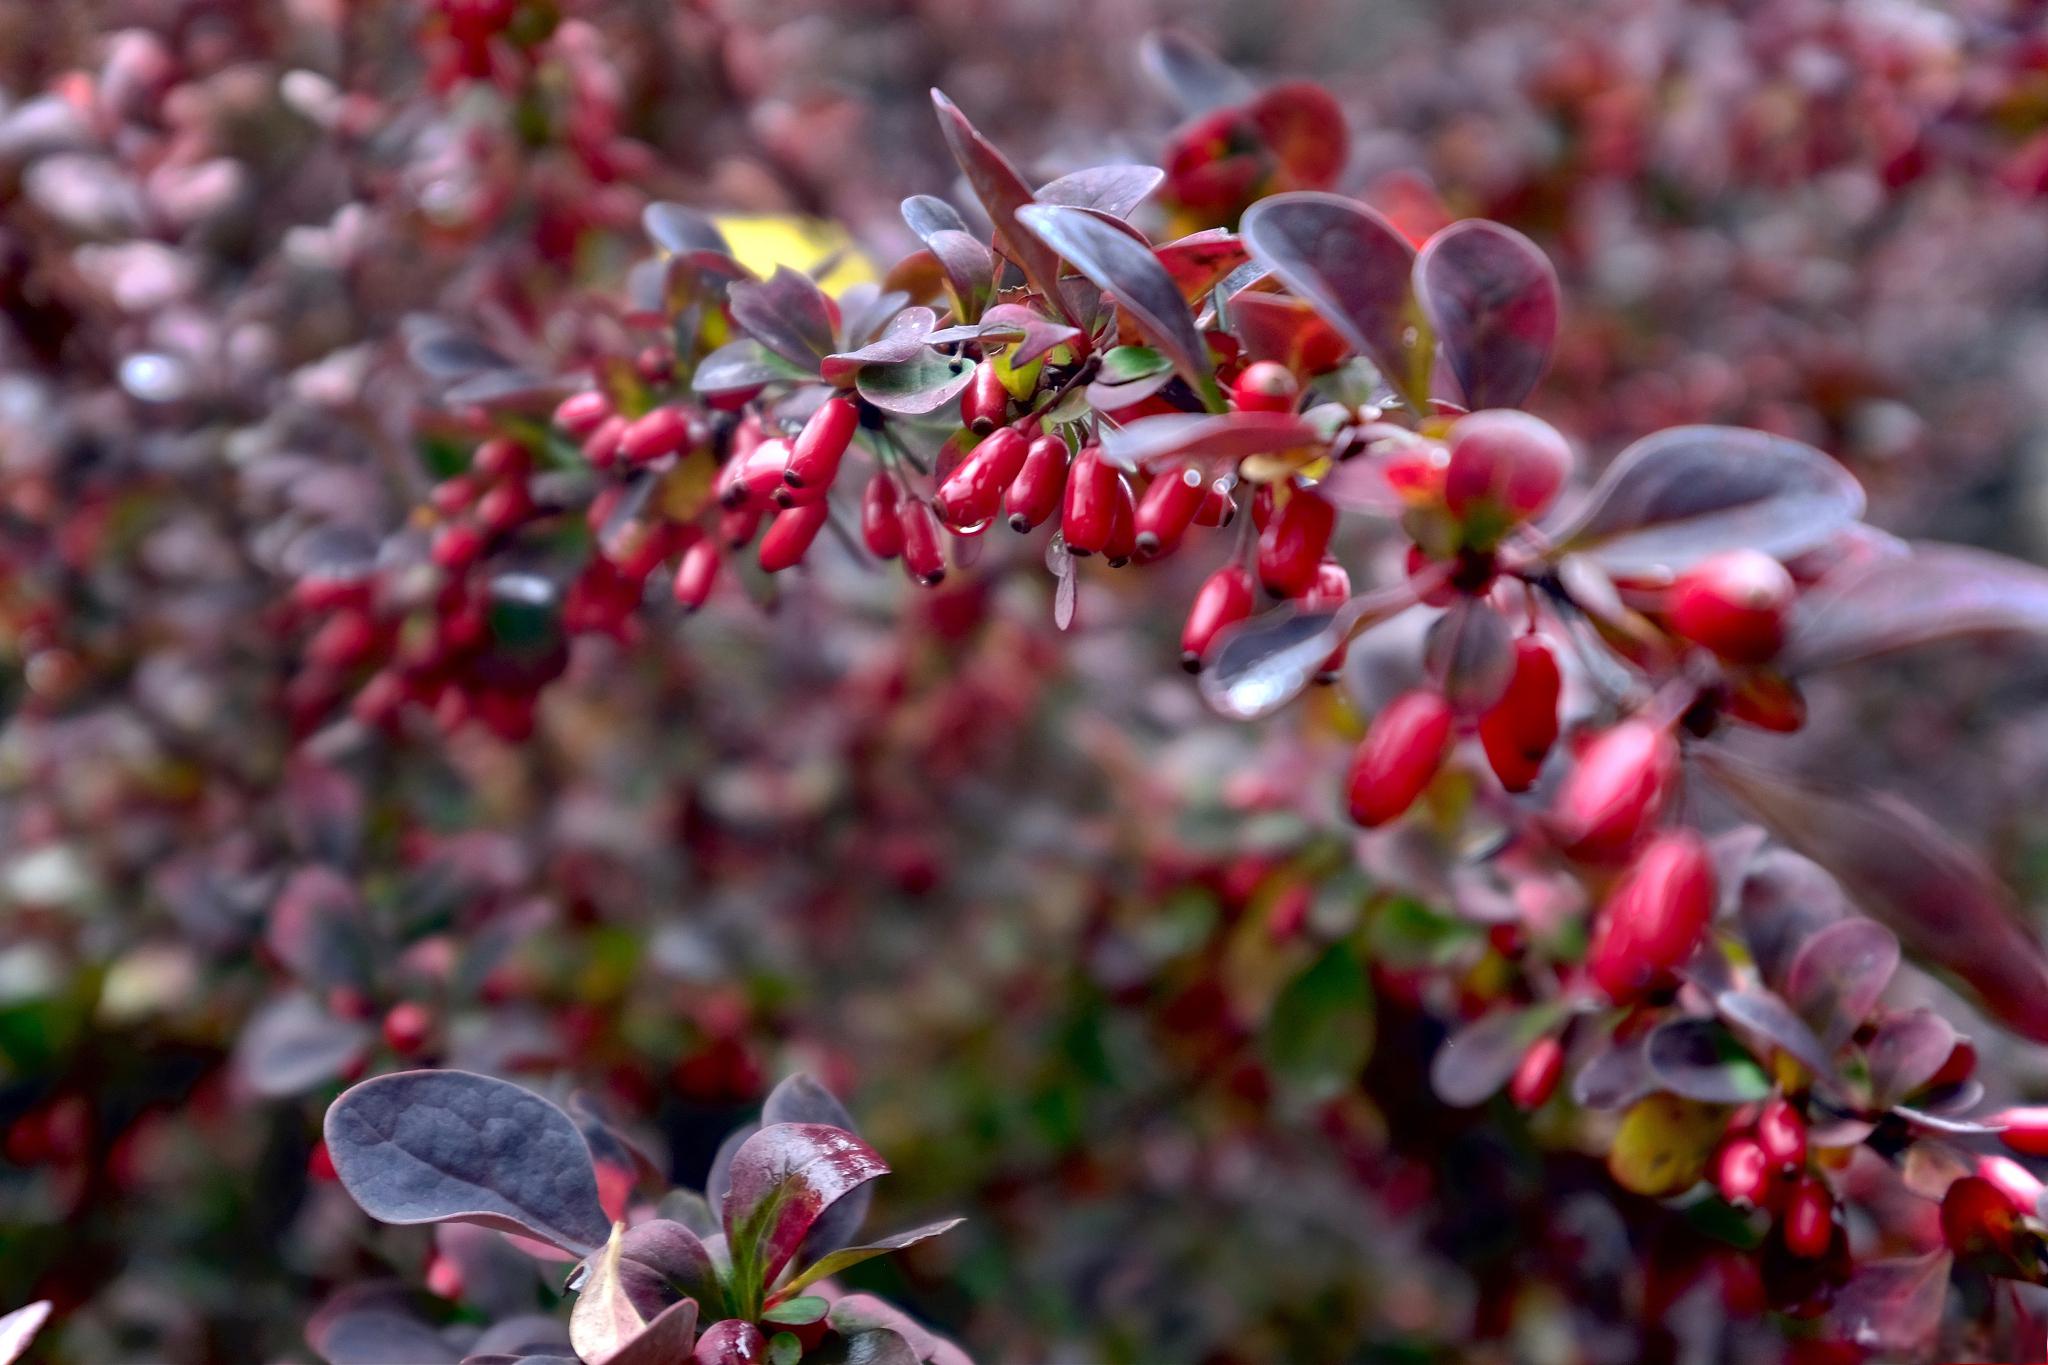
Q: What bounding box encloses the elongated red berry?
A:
[1443,410,1573,530]
[1104,474,1137,567]
[1006,434,1069,532]
[962,361,1008,435]
[1304,556,1352,679]
[1478,636,1562,793]
[1586,830,1715,1003]
[1258,486,1336,598]
[1667,549,1795,663]
[582,414,627,470]
[553,389,612,437]
[899,498,946,586]
[935,427,1029,532]
[620,406,692,464]
[1780,1178,1834,1259]
[673,536,719,610]
[1181,565,1255,672]
[719,504,761,549]
[861,472,904,559]
[1551,719,1680,861]
[1135,466,1206,558]
[474,437,529,481]
[1232,361,1299,414]
[1193,478,1236,528]
[784,394,859,489]
[1714,1136,1772,1208]
[1346,690,1454,827]
[737,437,792,506]
[758,501,830,572]
[1062,446,1120,557]
[1508,1035,1564,1110]
[1756,1098,1808,1171]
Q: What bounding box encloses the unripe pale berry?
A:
[783,394,859,489]
[1587,829,1715,1003]
[1006,434,1069,532]
[1551,719,1680,861]
[1780,1178,1834,1259]
[1257,486,1335,598]
[1181,565,1255,672]
[1134,466,1206,559]
[861,472,903,559]
[1442,409,1573,528]
[1478,636,1562,793]
[1346,690,1454,828]
[935,427,1029,532]
[1062,447,1120,557]
[1667,549,1795,663]
[1232,361,1299,414]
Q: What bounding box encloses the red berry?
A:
[673,536,720,611]
[962,361,1008,435]
[1478,636,1562,793]
[619,406,692,464]
[1780,1178,1834,1259]
[1345,690,1454,828]
[1714,1136,1772,1208]
[429,476,479,519]
[382,1001,432,1054]
[1507,1035,1564,1110]
[1442,410,1573,530]
[783,394,859,490]
[1257,486,1336,598]
[1586,830,1715,1003]
[1667,550,1795,663]
[899,498,947,586]
[1181,565,1256,672]
[861,472,904,559]
[1991,1105,2048,1158]
[1756,1098,1808,1171]
[1551,719,1680,861]
[1062,446,1120,557]
[1943,1175,2022,1258]
[758,500,831,573]
[475,480,532,536]
[1232,361,1299,414]
[1979,1154,2046,1218]
[473,436,529,482]
[1005,434,1069,532]
[1304,556,1352,679]
[1134,466,1207,559]
[935,427,1030,532]
[431,523,485,572]
[719,504,762,549]
[1192,477,1236,528]
[1103,473,1138,567]
[308,1140,340,1182]
[425,1253,464,1301]
[552,389,612,437]
[737,437,793,506]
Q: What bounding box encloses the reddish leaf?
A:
[822,308,936,384]
[598,1299,699,1365]
[235,991,370,1098]
[1155,229,1251,302]
[1239,193,1420,403]
[1785,919,1900,1052]
[728,267,835,372]
[722,1123,888,1294]
[1784,541,2048,673]
[1644,1018,1771,1104]
[1099,411,1321,472]
[1034,164,1164,218]
[930,91,1078,327]
[1229,290,1346,372]
[1412,220,1559,410]
[776,1217,966,1298]
[1827,1250,1951,1358]
[923,229,995,322]
[1250,82,1349,190]
[1867,1009,1961,1110]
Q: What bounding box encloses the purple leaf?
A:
[1713,986,1838,1081]
[693,340,812,398]
[1238,193,1420,403]
[722,1123,888,1291]
[855,351,977,416]
[1099,411,1321,472]
[1737,848,1855,988]
[1017,203,1219,407]
[1412,220,1559,410]
[728,267,836,372]
[900,195,969,241]
[312,1309,461,1365]
[324,1069,612,1254]
[975,303,1082,366]
[1865,1009,1960,1110]
[1701,751,2048,1045]
[0,1302,51,1365]
[599,1299,701,1365]
[1828,1250,1951,1357]
[1784,919,1900,1052]
[1423,601,1515,713]
[761,1074,870,1257]
[1783,541,2048,673]
[619,1219,722,1316]
[1571,1030,1655,1111]
[923,230,995,321]
[930,91,1078,328]
[1200,586,1420,720]
[1644,1018,1771,1104]
[693,1319,767,1365]
[1553,426,1865,579]
[822,308,936,383]
[235,991,371,1099]
[1139,31,1254,115]
[266,865,371,992]
[643,204,732,260]
[1429,1001,1569,1107]
[1034,164,1164,218]
[777,1217,966,1298]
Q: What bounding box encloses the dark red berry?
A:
[1478,636,1562,793]
[1134,466,1206,558]
[1714,1136,1772,1208]
[1345,690,1453,828]
[758,501,831,573]
[899,498,947,586]
[1756,1098,1808,1171]
[1442,409,1573,530]
[1586,830,1715,1003]
[935,427,1030,532]
[1062,447,1120,557]
[1232,361,1299,414]
[1780,1178,1834,1259]
[382,1001,432,1054]
[962,361,1008,435]
[861,472,904,559]
[1005,434,1069,532]
[1551,719,1680,861]
[1508,1035,1564,1110]
[552,389,612,437]
[673,536,719,611]
[1667,549,1795,663]
[783,394,859,489]
[1257,486,1336,598]
[619,406,692,464]
[1181,565,1255,672]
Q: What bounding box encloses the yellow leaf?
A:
[710,214,877,294]
[1608,1094,1726,1197]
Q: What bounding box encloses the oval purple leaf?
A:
[1034,164,1165,218]
[1099,411,1321,472]
[1412,220,1559,411]
[722,1123,889,1291]
[324,1069,612,1255]
[1239,193,1420,403]
[1200,585,1420,720]
[236,992,371,1099]
[1644,1018,1771,1104]
[1422,601,1515,714]
[1827,1250,1951,1357]
[761,1074,870,1258]
[1713,986,1838,1082]
[1865,1009,1961,1111]
[727,267,835,372]
[822,307,936,384]
[930,91,1077,329]
[1784,918,1901,1052]
[1783,541,2048,673]
[1139,31,1254,116]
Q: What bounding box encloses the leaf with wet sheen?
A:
[1200,586,1420,720]
[1412,220,1559,410]
[856,351,976,416]
[1783,542,2048,673]
[822,308,936,384]
[1099,411,1320,472]
[1239,193,1420,402]
[1035,165,1164,218]
[1553,427,1865,578]
[324,1070,612,1254]
[724,1124,889,1294]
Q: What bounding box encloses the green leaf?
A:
[775,1217,965,1299]
[1096,345,1171,384]
[1263,939,1373,1101]
[761,1295,830,1326]
[767,1332,803,1365]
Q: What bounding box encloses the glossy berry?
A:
[736,437,793,506]
[1442,409,1573,531]
[1006,434,1069,532]
[1103,474,1138,567]
[1181,566,1256,672]
[581,415,627,470]
[758,501,831,573]
[1062,447,1120,557]
[1667,549,1795,664]
[1193,478,1236,528]
[382,1001,432,1054]
[619,405,692,464]
[861,472,904,559]
[1780,1178,1834,1259]
[473,437,529,482]
[935,427,1029,532]
[1943,1175,2023,1258]
[1257,486,1336,598]
[672,536,719,611]
[1478,636,1562,792]
[1134,466,1206,558]
[1586,830,1715,1003]
[552,389,612,437]
[1714,1136,1772,1208]
[1756,1098,1808,1171]
[1978,1155,2046,1218]
[1232,361,1299,413]
[1551,719,1680,861]
[784,394,859,490]
[899,498,947,586]
[1345,690,1453,828]
[962,361,1008,435]
[1303,556,1352,679]
[1507,1035,1564,1110]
